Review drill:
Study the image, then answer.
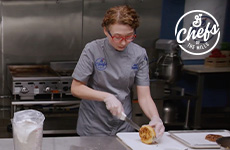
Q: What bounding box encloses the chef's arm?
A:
[136,85,159,119]
[71,79,124,116]
[71,79,109,101]
[137,85,165,139]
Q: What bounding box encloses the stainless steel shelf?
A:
[43,130,77,135]
[12,100,81,105]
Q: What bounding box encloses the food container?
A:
[216,137,230,150]
[12,109,45,150]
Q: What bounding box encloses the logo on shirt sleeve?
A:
[144,56,148,61]
[131,64,138,70]
[95,58,107,71]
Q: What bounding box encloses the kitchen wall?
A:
[0,0,163,96]
[0,0,83,95]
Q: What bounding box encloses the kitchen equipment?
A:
[155,39,183,84]
[7,62,80,135]
[50,61,77,96]
[12,109,45,150]
[216,137,230,150]
[168,130,230,149]
[8,61,78,100]
[152,39,185,126]
[163,101,179,124]
[120,112,140,131]
[8,65,60,100]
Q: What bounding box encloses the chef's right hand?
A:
[103,94,124,117]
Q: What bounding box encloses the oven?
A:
[7,61,79,135]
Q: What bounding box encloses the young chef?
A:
[71,5,165,139]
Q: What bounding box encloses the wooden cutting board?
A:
[116,132,187,150]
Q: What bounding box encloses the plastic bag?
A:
[12,109,45,150]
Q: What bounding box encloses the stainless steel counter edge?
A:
[11,100,81,105]
[0,136,131,150]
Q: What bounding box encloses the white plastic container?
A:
[12,109,45,150]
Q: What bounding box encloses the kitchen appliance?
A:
[50,61,78,97]
[152,39,184,98]
[8,61,78,100]
[152,39,185,125]
[155,39,183,84]
[8,65,60,100]
[163,101,179,124]
[7,61,80,135]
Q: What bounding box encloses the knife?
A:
[120,112,141,131]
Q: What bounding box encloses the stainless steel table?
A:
[1,132,223,150]
[183,65,230,129]
[0,136,130,150]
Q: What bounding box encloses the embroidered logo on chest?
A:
[95,58,107,71]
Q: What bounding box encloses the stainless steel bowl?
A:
[216,137,230,150]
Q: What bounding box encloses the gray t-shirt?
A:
[72,38,149,136]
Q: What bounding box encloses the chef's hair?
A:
[102,5,140,30]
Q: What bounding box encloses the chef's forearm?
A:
[71,79,110,101]
[139,98,160,120]
[137,86,160,120]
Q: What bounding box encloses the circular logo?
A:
[95,58,107,71]
[175,10,220,55]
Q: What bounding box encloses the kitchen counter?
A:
[0,131,224,150]
[183,65,230,73]
[183,65,230,129]
[0,136,130,150]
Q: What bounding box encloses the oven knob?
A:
[63,86,69,91]
[44,87,51,92]
[21,87,29,94]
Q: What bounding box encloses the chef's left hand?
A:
[149,116,165,141]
